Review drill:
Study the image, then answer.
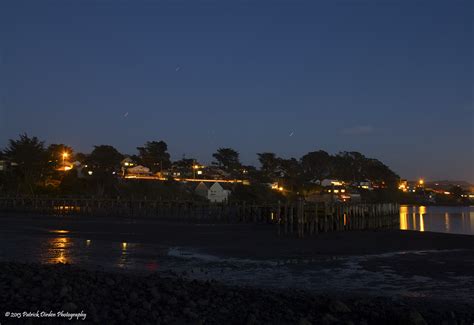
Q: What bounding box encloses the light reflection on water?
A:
[45,233,72,264]
[400,205,474,235]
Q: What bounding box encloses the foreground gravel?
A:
[0,262,472,325]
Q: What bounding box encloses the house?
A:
[0,160,17,172]
[121,157,136,168]
[320,179,344,187]
[203,166,231,180]
[0,160,7,172]
[195,182,209,198]
[126,165,151,176]
[358,181,373,191]
[194,182,231,203]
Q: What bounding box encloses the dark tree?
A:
[257,152,281,182]
[364,158,399,187]
[85,145,123,197]
[449,185,466,198]
[74,152,88,164]
[212,148,242,176]
[137,141,171,173]
[2,133,48,194]
[332,151,368,182]
[171,158,196,178]
[87,145,123,172]
[278,158,304,192]
[300,150,332,183]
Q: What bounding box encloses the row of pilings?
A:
[0,197,399,237]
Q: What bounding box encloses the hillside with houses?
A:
[0,134,472,205]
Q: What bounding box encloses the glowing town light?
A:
[88,171,93,176]
[418,179,424,185]
[62,152,69,165]
[197,170,203,175]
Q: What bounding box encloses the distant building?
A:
[126,165,151,176]
[0,160,17,172]
[320,179,344,187]
[0,160,7,172]
[121,157,136,168]
[194,182,231,203]
[358,181,373,191]
[398,179,408,192]
[203,166,231,180]
[195,182,209,198]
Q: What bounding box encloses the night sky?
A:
[1,0,473,182]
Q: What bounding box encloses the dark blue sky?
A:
[1,0,473,182]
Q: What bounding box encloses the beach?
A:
[0,213,473,324]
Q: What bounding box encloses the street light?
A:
[192,163,199,179]
[62,152,68,164]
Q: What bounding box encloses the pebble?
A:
[328,300,351,313]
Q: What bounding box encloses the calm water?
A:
[400,205,474,235]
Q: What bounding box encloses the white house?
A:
[195,182,231,203]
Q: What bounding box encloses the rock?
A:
[219,307,228,314]
[407,310,427,325]
[328,300,351,313]
[130,291,138,301]
[299,317,312,325]
[246,314,257,325]
[12,277,22,287]
[143,302,151,310]
[60,286,69,297]
[183,307,198,319]
[106,278,115,286]
[198,299,209,306]
[150,287,160,299]
[320,313,339,325]
[169,297,178,305]
[62,302,77,312]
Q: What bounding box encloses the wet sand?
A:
[1,213,474,259]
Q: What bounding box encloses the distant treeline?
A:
[0,134,400,201]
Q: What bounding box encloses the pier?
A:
[0,197,399,237]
